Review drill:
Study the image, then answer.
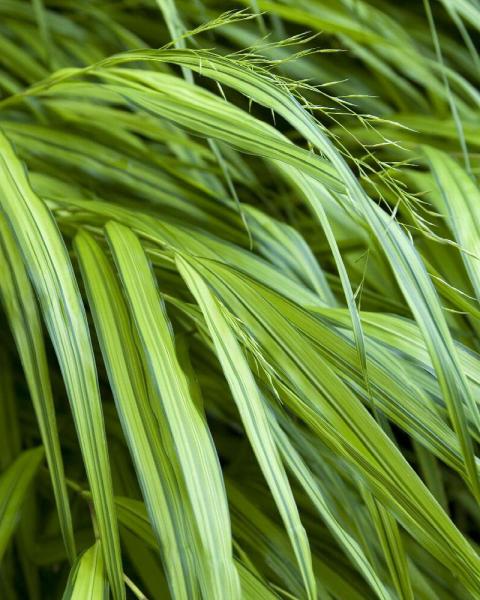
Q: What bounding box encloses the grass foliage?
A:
[0,1,480,598]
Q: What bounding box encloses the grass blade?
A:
[0,447,44,561]
[0,212,76,562]
[106,221,240,600]
[62,542,108,600]
[177,253,316,599]
[74,229,198,600]
[0,131,124,599]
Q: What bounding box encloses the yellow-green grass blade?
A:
[177,254,316,599]
[62,542,108,600]
[154,0,192,86]
[280,169,376,423]
[0,121,238,243]
[105,221,240,600]
[74,229,198,600]
[424,145,480,302]
[0,131,124,599]
[0,447,44,561]
[0,212,75,562]
[309,307,480,413]
[362,490,413,600]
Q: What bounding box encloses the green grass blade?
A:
[0,131,124,600]
[74,229,198,600]
[177,253,316,599]
[0,212,76,563]
[363,490,413,600]
[62,542,108,600]
[105,221,240,600]
[424,146,480,302]
[0,447,44,562]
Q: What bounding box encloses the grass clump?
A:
[0,1,479,598]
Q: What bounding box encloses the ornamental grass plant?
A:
[0,1,480,598]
